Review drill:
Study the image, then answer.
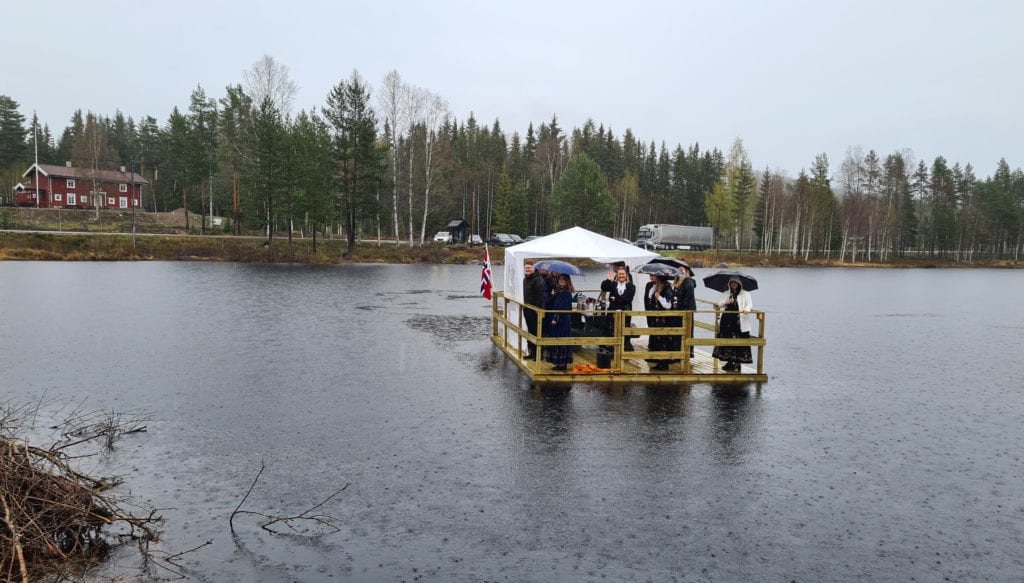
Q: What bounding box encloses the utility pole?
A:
[33,111,39,208]
[130,159,137,249]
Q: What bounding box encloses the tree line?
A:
[1,57,1022,260]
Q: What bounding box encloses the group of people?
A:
[522,259,754,372]
[635,267,698,370]
[522,262,575,370]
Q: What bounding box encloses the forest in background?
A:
[2,56,1023,261]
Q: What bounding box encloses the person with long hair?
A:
[712,277,753,371]
[645,274,674,370]
[670,264,697,358]
[600,267,636,351]
[544,274,575,371]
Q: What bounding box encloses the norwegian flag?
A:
[480,245,493,300]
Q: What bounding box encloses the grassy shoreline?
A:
[3,208,1021,267]
[1,230,1020,268]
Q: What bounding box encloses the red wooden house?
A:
[17,162,146,209]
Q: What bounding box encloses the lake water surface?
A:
[1,262,1022,582]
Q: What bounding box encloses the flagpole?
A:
[33,111,39,208]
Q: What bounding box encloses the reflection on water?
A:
[709,384,761,464]
[1,262,1023,582]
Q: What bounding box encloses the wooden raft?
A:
[491,291,767,385]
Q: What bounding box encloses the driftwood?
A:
[1,399,349,581]
[230,460,348,536]
[0,400,161,582]
[0,437,162,582]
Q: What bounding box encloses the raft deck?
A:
[491,291,767,384]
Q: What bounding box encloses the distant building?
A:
[17,162,147,209]
[446,218,469,244]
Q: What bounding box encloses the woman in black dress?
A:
[670,265,697,357]
[645,274,674,370]
[712,277,753,371]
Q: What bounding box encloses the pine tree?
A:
[218,85,254,230]
[0,95,29,170]
[248,97,287,242]
[164,107,196,231]
[323,70,388,251]
[549,152,615,233]
[188,86,219,234]
[290,110,336,250]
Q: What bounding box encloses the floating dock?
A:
[490,291,767,384]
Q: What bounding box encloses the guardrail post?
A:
[612,310,623,369]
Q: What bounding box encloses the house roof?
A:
[23,163,148,184]
[447,219,468,228]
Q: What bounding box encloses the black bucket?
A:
[596,347,612,368]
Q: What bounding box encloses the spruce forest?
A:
[2,60,1022,262]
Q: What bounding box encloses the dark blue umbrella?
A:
[533,259,585,276]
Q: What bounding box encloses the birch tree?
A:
[378,70,410,245]
[415,89,449,244]
[242,55,298,119]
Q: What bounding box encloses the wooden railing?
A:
[491,291,766,374]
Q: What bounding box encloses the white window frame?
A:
[54,193,63,202]
[119,196,128,209]
[67,179,76,189]
[81,194,89,204]
[108,197,115,205]
[119,183,128,192]
[68,193,76,205]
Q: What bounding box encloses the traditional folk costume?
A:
[712,277,753,371]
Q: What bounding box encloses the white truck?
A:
[635,224,714,250]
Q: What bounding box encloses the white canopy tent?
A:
[501,227,659,343]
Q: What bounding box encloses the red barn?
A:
[18,162,146,209]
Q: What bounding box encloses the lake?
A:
[1,262,1022,582]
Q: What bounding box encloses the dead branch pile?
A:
[0,436,161,582]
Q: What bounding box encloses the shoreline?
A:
[1,230,1019,268]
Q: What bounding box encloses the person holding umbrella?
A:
[644,273,674,370]
[711,276,754,371]
[544,274,575,371]
[669,261,697,358]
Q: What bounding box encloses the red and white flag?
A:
[480,245,493,300]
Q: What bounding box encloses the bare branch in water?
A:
[230,461,349,536]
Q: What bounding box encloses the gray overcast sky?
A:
[4,0,1021,178]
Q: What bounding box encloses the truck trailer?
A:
[635,224,714,250]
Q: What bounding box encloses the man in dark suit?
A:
[522,262,547,359]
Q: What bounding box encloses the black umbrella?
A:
[702,269,758,292]
[635,263,684,278]
[647,257,695,276]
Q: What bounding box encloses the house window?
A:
[119,197,128,209]
[68,193,76,205]
[55,194,63,202]
[81,195,88,204]
[108,197,115,206]
[119,183,127,192]
[67,179,76,189]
